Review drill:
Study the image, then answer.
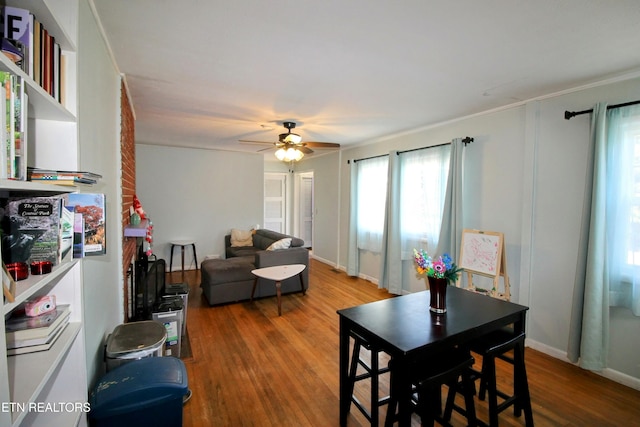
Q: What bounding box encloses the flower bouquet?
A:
[413,249,462,313]
[413,249,462,282]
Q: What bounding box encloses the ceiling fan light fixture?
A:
[280,132,302,144]
[275,146,304,162]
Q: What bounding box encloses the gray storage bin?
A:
[152,297,183,358]
[163,282,189,336]
[105,321,167,371]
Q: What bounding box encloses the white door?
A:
[264,173,286,232]
[297,172,314,248]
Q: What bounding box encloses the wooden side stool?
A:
[445,329,533,427]
[347,331,391,426]
[385,348,477,427]
[169,240,198,279]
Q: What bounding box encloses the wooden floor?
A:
[171,259,640,426]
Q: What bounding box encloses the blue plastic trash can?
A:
[89,357,188,427]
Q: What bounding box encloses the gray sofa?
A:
[200,229,309,306]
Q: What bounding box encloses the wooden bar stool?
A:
[169,240,198,280]
[385,348,477,427]
[347,331,391,426]
[445,329,533,427]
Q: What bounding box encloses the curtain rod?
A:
[347,153,388,164]
[564,100,640,120]
[397,136,474,155]
[348,136,474,164]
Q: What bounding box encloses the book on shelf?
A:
[0,71,27,180]
[73,211,84,259]
[53,41,60,101]
[42,26,49,93]
[7,316,69,356]
[5,304,70,341]
[1,6,33,78]
[7,311,69,349]
[60,206,74,263]
[66,193,106,256]
[14,75,27,180]
[2,195,64,266]
[0,71,14,180]
[0,81,5,180]
[30,177,97,186]
[33,18,40,85]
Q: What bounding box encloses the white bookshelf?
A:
[0,1,86,426]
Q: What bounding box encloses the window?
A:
[606,104,640,313]
[355,156,388,252]
[625,120,640,266]
[399,145,451,255]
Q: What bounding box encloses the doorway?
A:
[295,172,314,248]
[264,173,287,233]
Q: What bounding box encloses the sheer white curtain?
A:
[399,145,451,258]
[347,155,389,277]
[355,156,389,252]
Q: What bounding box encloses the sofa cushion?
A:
[226,246,260,258]
[267,238,292,251]
[230,229,253,247]
[201,256,255,285]
[252,229,305,249]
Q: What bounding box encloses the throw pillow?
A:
[266,238,292,251]
[230,229,253,247]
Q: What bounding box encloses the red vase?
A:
[427,277,448,313]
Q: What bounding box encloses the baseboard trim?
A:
[309,254,339,268]
[526,339,640,391]
[309,255,380,285]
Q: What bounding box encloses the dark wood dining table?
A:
[337,286,533,427]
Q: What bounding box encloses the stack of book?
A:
[27,168,102,186]
[5,304,70,356]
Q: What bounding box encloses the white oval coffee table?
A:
[251,264,306,316]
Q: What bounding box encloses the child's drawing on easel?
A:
[459,229,510,300]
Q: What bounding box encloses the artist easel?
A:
[458,229,510,300]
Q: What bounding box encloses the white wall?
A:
[300,75,640,386]
[136,145,264,267]
[78,0,123,388]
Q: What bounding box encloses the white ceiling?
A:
[91,0,640,158]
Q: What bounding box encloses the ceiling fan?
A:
[239,121,340,161]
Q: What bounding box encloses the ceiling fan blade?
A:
[303,142,341,148]
[299,146,314,154]
[257,146,275,152]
